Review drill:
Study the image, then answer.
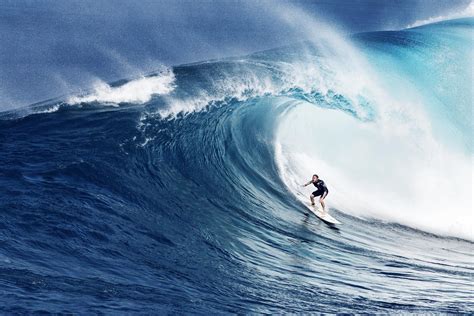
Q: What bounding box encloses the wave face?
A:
[0,18,473,313]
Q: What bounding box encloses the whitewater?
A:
[0,18,472,313]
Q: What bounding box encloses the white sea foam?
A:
[34,104,62,114]
[158,66,279,117]
[158,51,376,119]
[275,98,473,241]
[67,70,175,105]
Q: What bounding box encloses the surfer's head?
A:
[312,174,319,181]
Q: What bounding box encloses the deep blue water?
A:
[0,18,473,313]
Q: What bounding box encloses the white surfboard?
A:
[309,205,341,225]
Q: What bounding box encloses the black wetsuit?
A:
[312,179,329,198]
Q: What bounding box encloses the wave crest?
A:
[67,70,175,105]
[406,2,474,28]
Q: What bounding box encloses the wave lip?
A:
[67,70,175,105]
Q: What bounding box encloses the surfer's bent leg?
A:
[311,190,322,206]
[319,190,328,211]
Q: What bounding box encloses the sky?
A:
[0,0,471,109]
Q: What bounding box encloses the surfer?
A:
[303,174,329,211]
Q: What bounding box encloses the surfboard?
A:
[309,205,341,225]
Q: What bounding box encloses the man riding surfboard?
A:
[303,174,329,212]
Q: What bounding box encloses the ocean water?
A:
[0,18,473,313]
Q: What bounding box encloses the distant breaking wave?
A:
[406,1,474,28]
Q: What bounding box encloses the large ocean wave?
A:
[0,18,472,313]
